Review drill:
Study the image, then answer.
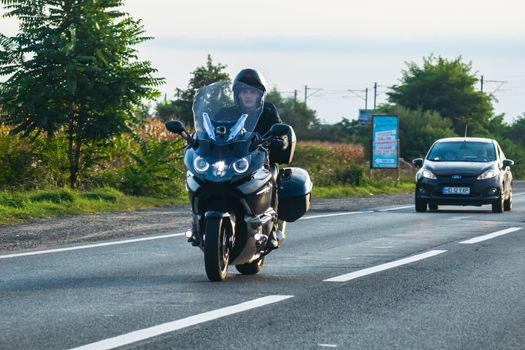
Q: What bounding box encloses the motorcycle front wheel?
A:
[204,217,230,282]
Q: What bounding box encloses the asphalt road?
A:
[1,182,524,350]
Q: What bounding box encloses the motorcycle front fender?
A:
[204,211,236,238]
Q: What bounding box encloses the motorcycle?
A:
[166,81,312,281]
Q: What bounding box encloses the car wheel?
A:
[415,198,427,212]
[504,191,512,211]
[428,204,438,211]
[492,194,504,213]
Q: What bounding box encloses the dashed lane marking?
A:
[300,211,372,220]
[459,227,522,244]
[324,250,447,282]
[69,295,294,350]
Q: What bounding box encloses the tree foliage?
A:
[265,88,320,138]
[387,55,494,135]
[157,54,230,126]
[504,114,525,148]
[0,0,162,188]
[379,104,457,160]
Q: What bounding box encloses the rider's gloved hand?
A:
[271,136,288,150]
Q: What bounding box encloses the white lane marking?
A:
[69,295,294,350]
[376,205,414,212]
[0,232,185,260]
[300,211,371,220]
[459,227,522,244]
[318,344,338,348]
[324,250,447,282]
[301,204,415,220]
[513,192,525,197]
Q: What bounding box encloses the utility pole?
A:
[365,88,369,110]
[480,75,484,92]
[373,82,378,109]
[294,89,298,102]
[304,85,308,106]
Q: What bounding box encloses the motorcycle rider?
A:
[216,68,287,250]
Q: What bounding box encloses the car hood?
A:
[424,160,496,176]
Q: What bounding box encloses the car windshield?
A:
[427,141,496,162]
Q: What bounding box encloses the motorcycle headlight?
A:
[193,156,209,173]
[212,160,227,177]
[233,158,250,174]
[422,170,437,179]
[477,169,499,180]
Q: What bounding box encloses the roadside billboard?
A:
[358,109,375,126]
[371,115,399,169]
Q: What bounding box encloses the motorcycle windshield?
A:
[193,81,265,145]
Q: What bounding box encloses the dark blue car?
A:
[412,137,514,213]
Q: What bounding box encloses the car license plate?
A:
[442,187,470,195]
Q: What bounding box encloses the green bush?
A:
[119,138,185,198]
[0,129,42,189]
[334,164,365,186]
[291,142,365,187]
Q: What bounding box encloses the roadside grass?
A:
[0,187,185,226]
[314,181,414,198]
[0,181,415,226]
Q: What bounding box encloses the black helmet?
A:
[233,69,267,109]
[233,68,267,93]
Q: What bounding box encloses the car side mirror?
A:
[165,120,186,135]
[502,159,514,167]
[268,123,291,138]
[412,158,424,167]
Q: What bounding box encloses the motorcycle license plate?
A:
[442,187,470,195]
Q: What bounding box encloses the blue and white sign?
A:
[371,115,399,169]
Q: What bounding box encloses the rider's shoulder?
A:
[263,102,278,113]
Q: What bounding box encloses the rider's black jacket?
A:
[254,103,282,136]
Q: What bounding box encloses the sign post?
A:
[371,115,399,170]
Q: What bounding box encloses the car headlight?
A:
[477,169,499,180]
[193,156,209,173]
[233,158,250,174]
[422,170,437,179]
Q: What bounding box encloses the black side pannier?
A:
[277,167,312,222]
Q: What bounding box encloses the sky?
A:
[1,0,524,124]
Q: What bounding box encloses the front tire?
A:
[235,257,265,275]
[504,191,512,211]
[492,193,504,213]
[204,217,230,282]
[415,197,427,212]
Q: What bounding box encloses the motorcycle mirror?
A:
[165,120,198,148]
[268,123,291,138]
[165,120,186,135]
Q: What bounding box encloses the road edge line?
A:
[0,232,185,260]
